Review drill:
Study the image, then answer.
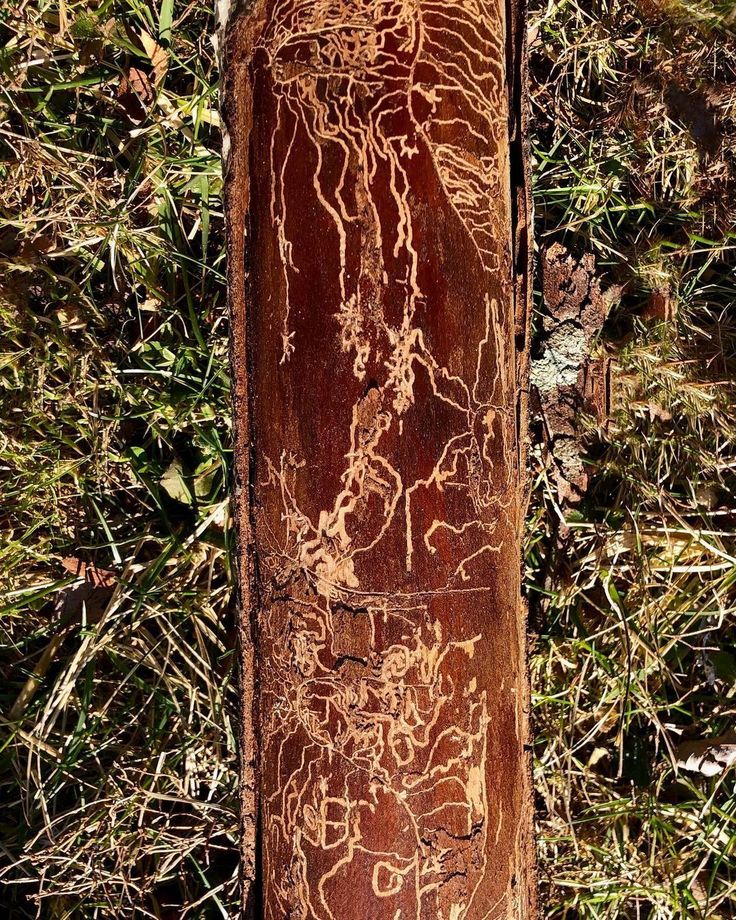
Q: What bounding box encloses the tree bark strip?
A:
[222,2,537,917]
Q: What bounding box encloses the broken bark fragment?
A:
[222,2,537,916]
[531,243,619,504]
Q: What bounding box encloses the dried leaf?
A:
[642,286,675,323]
[57,558,116,623]
[676,734,736,776]
[117,67,155,124]
[61,556,116,588]
[7,561,117,721]
[137,28,169,85]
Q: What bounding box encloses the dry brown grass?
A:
[529,0,736,916]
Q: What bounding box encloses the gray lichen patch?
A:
[530,323,587,393]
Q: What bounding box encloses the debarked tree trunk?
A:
[222,1,537,917]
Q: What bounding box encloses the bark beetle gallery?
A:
[222,1,536,917]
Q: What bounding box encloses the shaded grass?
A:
[0,0,735,917]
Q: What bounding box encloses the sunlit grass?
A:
[529,1,736,917]
[0,0,237,915]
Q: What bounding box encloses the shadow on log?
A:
[222,1,537,916]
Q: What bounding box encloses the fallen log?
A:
[222,2,537,916]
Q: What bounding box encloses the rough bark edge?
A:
[506,0,540,913]
[220,4,268,916]
[508,0,534,495]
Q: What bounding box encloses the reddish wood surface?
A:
[223,2,536,917]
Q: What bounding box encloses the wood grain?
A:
[222,2,536,916]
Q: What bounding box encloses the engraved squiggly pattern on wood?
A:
[234,0,535,916]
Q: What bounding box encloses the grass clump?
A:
[0,0,238,916]
[529,0,736,917]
